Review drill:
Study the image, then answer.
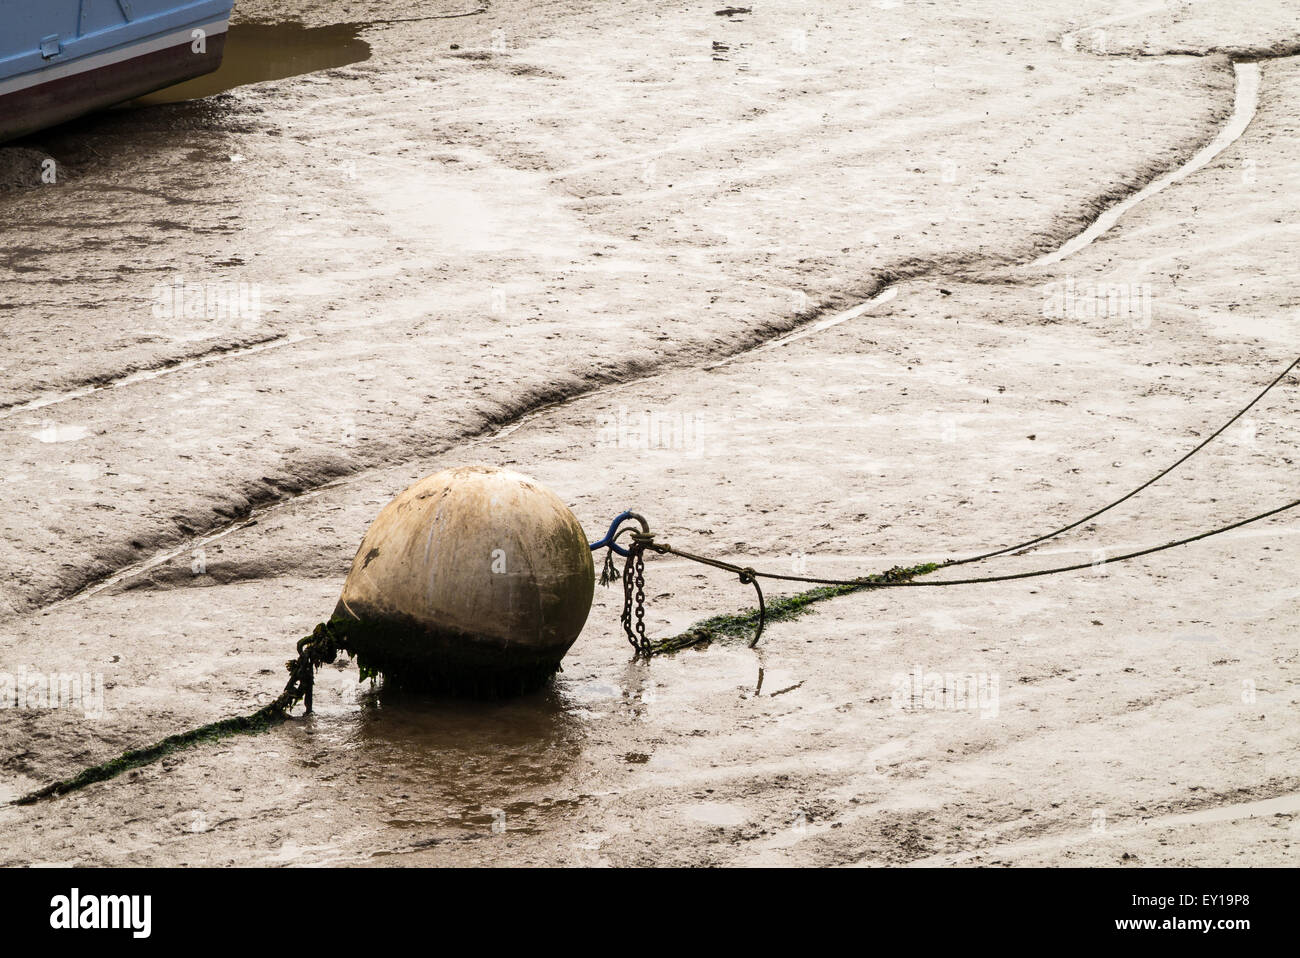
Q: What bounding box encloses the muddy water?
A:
[135,22,372,105]
[297,674,602,855]
[336,685,584,794]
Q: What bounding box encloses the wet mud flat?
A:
[2,0,1299,865]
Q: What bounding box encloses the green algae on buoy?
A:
[332,465,595,696]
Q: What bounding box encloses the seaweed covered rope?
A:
[597,498,1300,654]
[591,351,1300,654]
[13,619,353,805]
[17,354,1298,804]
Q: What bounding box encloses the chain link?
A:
[620,543,638,651]
[619,540,651,655]
[633,548,647,654]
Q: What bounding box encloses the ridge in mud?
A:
[9,455,356,620]
[15,262,935,617]
[1024,66,1240,268]
[1065,35,1300,62]
[9,40,1288,620]
[1027,51,1288,268]
[0,334,292,419]
[116,554,341,593]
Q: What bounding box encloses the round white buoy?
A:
[332,465,595,696]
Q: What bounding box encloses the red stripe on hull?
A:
[0,33,226,142]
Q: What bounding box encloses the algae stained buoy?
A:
[333,465,595,696]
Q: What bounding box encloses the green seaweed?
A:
[647,562,942,655]
[12,562,941,804]
[13,704,287,805]
[11,620,348,805]
[335,609,564,697]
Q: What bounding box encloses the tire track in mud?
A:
[899,787,1300,867]
[11,45,1286,616]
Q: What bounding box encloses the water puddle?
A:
[683,802,750,826]
[322,685,587,809]
[29,423,90,443]
[135,22,372,105]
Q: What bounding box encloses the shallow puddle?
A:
[683,802,750,826]
[29,423,90,443]
[319,683,588,808]
[135,22,372,105]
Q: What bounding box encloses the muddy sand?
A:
[1,0,1298,865]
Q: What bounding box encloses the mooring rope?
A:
[12,620,350,805]
[948,352,1300,566]
[16,356,1296,803]
[608,498,1299,652]
[594,352,1299,652]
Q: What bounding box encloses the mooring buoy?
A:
[16,353,1300,804]
[332,465,595,696]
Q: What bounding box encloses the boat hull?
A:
[0,6,231,143]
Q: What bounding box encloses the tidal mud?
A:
[2,0,1298,865]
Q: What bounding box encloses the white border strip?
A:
[0,18,229,98]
